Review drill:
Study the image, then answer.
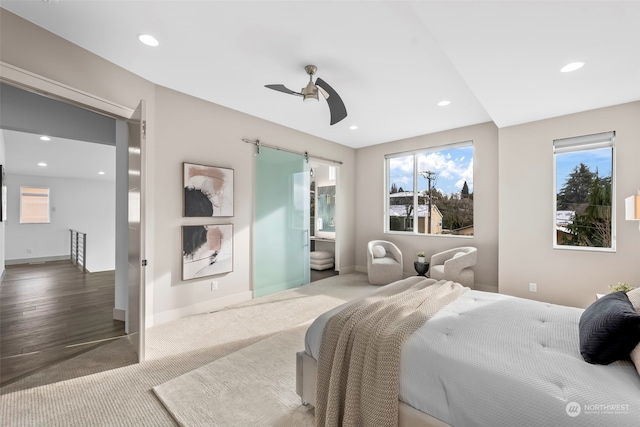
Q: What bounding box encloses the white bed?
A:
[296,277,640,426]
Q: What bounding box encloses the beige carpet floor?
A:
[154,323,315,427]
[0,273,376,427]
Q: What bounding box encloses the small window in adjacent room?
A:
[385,141,474,236]
[554,131,615,251]
[20,187,50,224]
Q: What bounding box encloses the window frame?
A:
[20,186,51,224]
[384,140,474,238]
[552,131,616,252]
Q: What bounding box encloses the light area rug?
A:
[145,272,375,361]
[0,273,376,427]
[154,323,315,427]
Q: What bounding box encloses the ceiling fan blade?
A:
[315,78,347,125]
[265,84,302,96]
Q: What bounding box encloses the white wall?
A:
[499,102,640,308]
[354,122,500,290]
[5,173,115,272]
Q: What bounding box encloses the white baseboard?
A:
[6,255,70,265]
[113,308,126,321]
[152,291,253,326]
[338,265,356,274]
[355,265,367,274]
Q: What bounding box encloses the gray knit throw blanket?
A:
[315,278,466,427]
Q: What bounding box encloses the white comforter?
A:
[305,288,640,426]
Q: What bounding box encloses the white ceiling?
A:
[2,129,116,182]
[2,1,639,149]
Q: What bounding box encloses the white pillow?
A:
[372,245,386,258]
[627,288,640,309]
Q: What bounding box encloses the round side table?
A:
[413,261,429,277]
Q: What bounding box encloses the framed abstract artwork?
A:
[182,223,233,280]
[183,162,234,217]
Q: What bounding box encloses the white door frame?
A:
[1,62,134,118]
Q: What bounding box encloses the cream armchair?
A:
[430,246,477,287]
[367,240,403,285]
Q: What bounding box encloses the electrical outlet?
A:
[211,281,218,291]
[529,283,537,293]
[27,248,33,254]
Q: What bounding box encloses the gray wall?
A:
[151,86,356,323]
[1,8,156,327]
[115,120,129,316]
[3,8,639,322]
[499,102,640,308]
[0,83,115,146]
[0,9,357,325]
[354,122,500,291]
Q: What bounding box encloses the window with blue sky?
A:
[554,131,614,250]
[386,142,473,236]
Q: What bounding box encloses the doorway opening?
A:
[309,160,339,282]
[0,78,144,387]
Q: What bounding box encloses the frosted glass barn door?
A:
[254,147,310,297]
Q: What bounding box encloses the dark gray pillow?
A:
[579,291,640,364]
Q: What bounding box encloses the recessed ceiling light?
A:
[138,33,159,47]
[37,162,47,167]
[560,62,585,73]
[98,171,105,175]
[349,125,358,130]
[40,136,51,141]
[438,100,451,106]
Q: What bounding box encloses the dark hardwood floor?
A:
[0,260,126,386]
[310,268,339,282]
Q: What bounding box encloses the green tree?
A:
[390,183,398,194]
[566,173,612,247]
[433,192,473,234]
[461,181,470,199]
[557,163,595,211]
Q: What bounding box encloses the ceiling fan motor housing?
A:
[302,81,319,102]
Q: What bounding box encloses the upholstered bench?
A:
[310,251,334,271]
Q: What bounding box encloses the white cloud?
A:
[390,147,474,194]
[395,175,411,185]
[417,152,472,189]
[454,158,474,190]
[389,156,413,173]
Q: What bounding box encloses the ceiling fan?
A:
[265,65,347,126]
